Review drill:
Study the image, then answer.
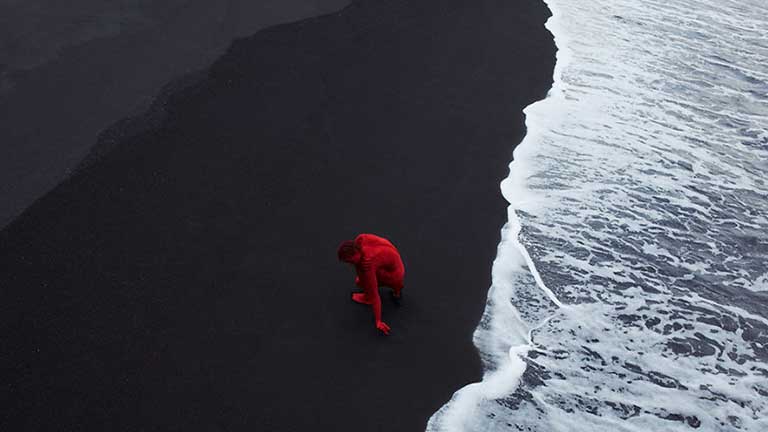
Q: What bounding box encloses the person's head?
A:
[337,240,361,264]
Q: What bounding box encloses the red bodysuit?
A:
[351,234,405,334]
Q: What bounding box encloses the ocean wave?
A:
[428,0,768,430]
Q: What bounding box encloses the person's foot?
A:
[391,290,402,306]
[352,292,373,305]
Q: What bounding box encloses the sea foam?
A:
[428,0,768,430]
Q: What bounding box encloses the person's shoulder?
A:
[353,234,367,249]
[356,233,379,242]
[356,233,395,249]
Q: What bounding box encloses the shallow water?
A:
[428,0,768,430]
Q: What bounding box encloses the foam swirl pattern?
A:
[428,0,768,430]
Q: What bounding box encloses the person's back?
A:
[338,233,405,335]
[354,234,404,291]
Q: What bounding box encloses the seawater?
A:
[428,0,768,430]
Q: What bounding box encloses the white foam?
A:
[746,273,768,293]
[428,0,768,430]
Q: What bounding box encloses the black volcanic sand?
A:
[0,0,349,228]
[0,0,555,430]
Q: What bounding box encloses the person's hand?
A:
[376,320,391,335]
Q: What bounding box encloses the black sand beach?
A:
[0,0,349,229]
[1,0,555,430]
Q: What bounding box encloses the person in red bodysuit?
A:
[337,233,405,335]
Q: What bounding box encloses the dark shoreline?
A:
[0,0,555,430]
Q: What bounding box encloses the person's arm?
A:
[357,260,390,335]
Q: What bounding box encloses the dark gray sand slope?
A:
[0,0,555,430]
[0,0,349,229]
